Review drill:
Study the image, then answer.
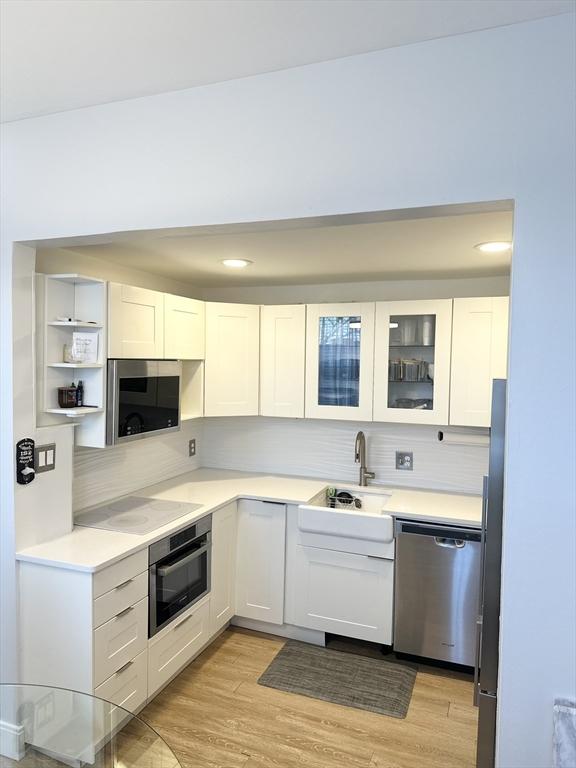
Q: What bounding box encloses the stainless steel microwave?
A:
[106,359,182,445]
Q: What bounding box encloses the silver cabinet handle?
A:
[116,660,134,676]
[115,605,134,620]
[116,579,133,590]
[175,614,192,629]
[473,615,483,707]
[156,543,209,578]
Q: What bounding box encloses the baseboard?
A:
[0,718,25,761]
[231,617,325,646]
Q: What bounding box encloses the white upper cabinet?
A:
[204,302,260,416]
[260,304,306,418]
[108,283,164,359]
[373,299,453,424]
[305,303,375,421]
[450,297,509,427]
[164,294,205,360]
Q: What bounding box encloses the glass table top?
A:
[0,684,181,767]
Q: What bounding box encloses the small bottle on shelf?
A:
[76,380,84,407]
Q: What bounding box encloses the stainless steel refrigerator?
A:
[475,378,506,768]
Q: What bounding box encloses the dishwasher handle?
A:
[434,537,466,549]
[396,520,481,543]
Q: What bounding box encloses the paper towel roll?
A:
[437,430,489,447]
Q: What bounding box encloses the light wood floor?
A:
[139,627,479,768]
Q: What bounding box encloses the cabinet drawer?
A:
[93,571,148,629]
[148,599,210,696]
[93,551,148,599]
[94,648,148,714]
[94,597,147,687]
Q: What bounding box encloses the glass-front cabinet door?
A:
[373,300,452,424]
[305,303,375,420]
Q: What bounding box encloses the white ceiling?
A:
[1,0,573,122]
[44,210,513,287]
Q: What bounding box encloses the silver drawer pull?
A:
[116,579,133,590]
[116,660,134,676]
[115,606,134,620]
[175,614,192,629]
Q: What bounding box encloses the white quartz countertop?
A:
[16,468,482,573]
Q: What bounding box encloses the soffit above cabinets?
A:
[37,209,513,288]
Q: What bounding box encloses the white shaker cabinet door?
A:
[235,500,286,625]
[204,302,260,416]
[290,544,394,644]
[373,299,453,425]
[305,303,375,421]
[108,283,165,359]
[164,294,205,360]
[210,502,238,634]
[260,304,306,418]
[450,297,509,427]
[147,599,210,696]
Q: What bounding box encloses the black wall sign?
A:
[16,438,35,484]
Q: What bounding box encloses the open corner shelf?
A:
[45,273,105,286]
[48,362,104,369]
[37,272,108,446]
[47,321,103,329]
[45,407,105,418]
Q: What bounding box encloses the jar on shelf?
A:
[58,384,77,408]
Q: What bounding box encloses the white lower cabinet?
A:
[94,648,148,713]
[148,598,211,695]
[210,502,237,634]
[289,545,394,644]
[285,506,394,644]
[93,597,148,687]
[235,499,286,625]
[93,570,148,628]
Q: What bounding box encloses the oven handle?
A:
[156,543,210,578]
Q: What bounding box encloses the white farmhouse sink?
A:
[298,488,394,544]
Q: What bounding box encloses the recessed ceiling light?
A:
[474,242,512,254]
[221,259,252,268]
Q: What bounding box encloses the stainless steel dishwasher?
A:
[393,520,481,666]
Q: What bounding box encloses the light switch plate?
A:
[35,443,56,473]
[396,451,413,471]
[188,439,196,457]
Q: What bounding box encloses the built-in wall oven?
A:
[148,516,212,637]
[106,359,182,445]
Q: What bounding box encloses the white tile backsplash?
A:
[73,420,203,511]
[73,415,487,512]
[201,417,488,495]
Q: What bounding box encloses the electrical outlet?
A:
[35,443,56,473]
[188,439,196,457]
[396,451,414,471]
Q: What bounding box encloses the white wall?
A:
[1,15,574,767]
[36,247,200,297]
[202,417,487,494]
